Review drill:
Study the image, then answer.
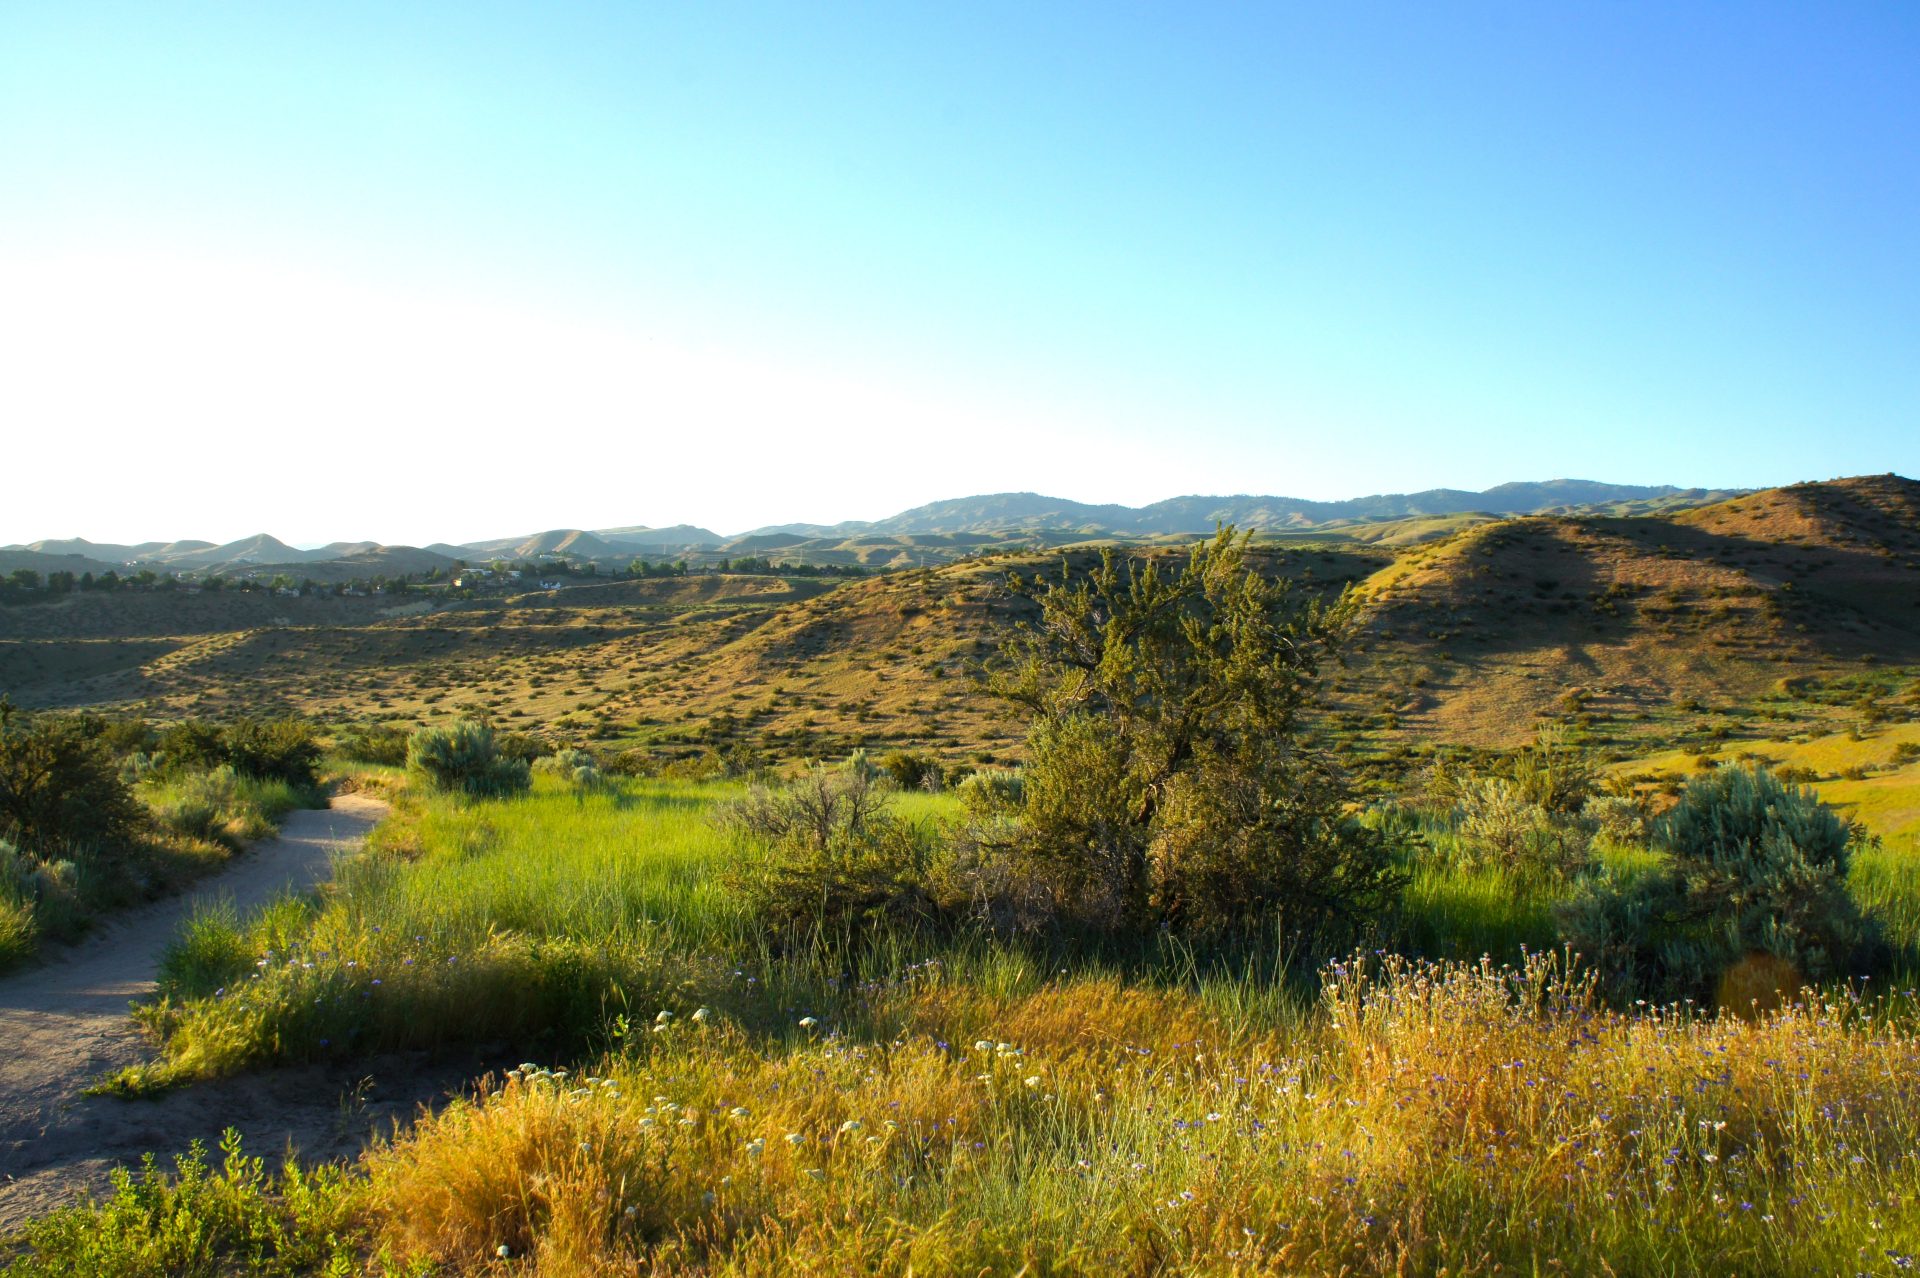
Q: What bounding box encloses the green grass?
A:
[38,772,1920,1275]
[0,1130,374,1278]
[117,776,958,1088]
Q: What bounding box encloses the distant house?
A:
[539,579,565,590]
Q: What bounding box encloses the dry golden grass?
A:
[347,951,1920,1276]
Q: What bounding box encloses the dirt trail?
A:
[0,793,387,1231]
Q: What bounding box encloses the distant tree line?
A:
[0,567,422,606]
[624,556,871,578]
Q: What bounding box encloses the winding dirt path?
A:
[0,793,388,1230]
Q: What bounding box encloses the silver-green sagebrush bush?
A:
[1557,763,1881,1002]
[721,762,938,931]
[406,720,532,798]
[533,747,606,790]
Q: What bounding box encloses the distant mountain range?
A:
[750,480,1734,538]
[2,480,1748,577]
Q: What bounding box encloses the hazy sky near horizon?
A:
[2,3,1916,545]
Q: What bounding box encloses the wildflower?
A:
[744,1138,765,1157]
[655,1010,674,1025]
[497,1244,511,1258]
[974,1040,994,1052]
[785,1133,807,1145]
[729,1106,751,1119]
[838,1119,863,1135]
[1024,1076,1042,1088]
[702,1190,716,1206]
[692,1006,712,1023]
[798,1016,819,1029]
[805,1168,825,1180]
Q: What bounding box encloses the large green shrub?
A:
[979,528,1403,940]
[155,720,229,773]
[156,717,321,789]
[1151,751,1400,939]
[217,718,321,789]
[0,703,147,856]
[406,722,532,798]
[1556,764,1877,1002]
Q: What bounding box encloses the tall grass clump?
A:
[143,766,308,849]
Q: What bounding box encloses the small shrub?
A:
[879,750,935,791]
[955,768,1023,816]
[661,750,725,782]
[406,722,532,799]
[1581,793,1647,843]
[493,731,551,765]
[1454,777,1593,878]
[334,722,409,767]
[720,766,937,931]
[603,749,660,778]
[533,748,605,790]
[2,1130,363,1275]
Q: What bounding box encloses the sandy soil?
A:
[0,794,403,1231]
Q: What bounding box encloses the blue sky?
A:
[2,3,1915,543]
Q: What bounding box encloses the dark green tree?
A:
[0,702,146,854]
[987,528,1402,938]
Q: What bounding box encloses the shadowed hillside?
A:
[1335,475,1920,745]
